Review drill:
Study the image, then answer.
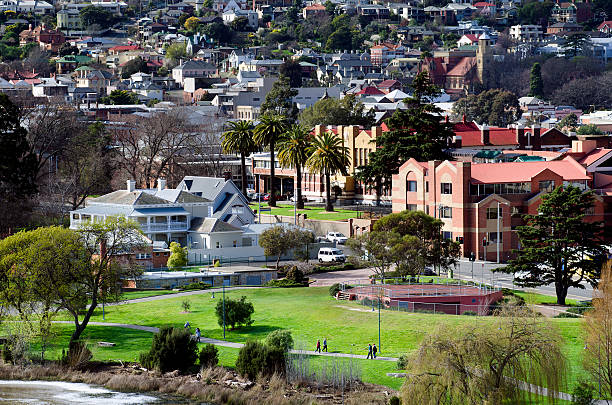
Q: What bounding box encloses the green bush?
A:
[139,326,198,373]
[572,379,596,405]
[235,340,286,380]
[265,330,294,352]
[265,279,303,288]
[397,353,409,370]
[181,281,211,291]
[567,305,592,315]
[286,266,304,283]
[199,344,219,368]
[555,312,581,318]
[215,296,254,329]
[314,263,355,273]
[329,283,351,297]
[462,311,477,316]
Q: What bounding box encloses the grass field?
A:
[42,287,589,394]
[119,290,178,301]
[249,203,359,222]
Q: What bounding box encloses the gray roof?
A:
[189,217,242,233]
[72,205,135,216]
[150,189,211,203]
[90,190,171,206]
[180,176,229,201]
[176,60,216,71]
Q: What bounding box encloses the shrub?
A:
[265,279,303,288]
[329,283,351,297]
[62,341,93,370]
[215,296,254,330]
[182,299,191,312]
[139,326,198,373]
[235,340,286,380]
[286,266,304,283]
[181,282,211,291]
[213,260,221,267]
[462,311,477,316]
[397,353,409,370]
[199,344,219,368]
[389,396,401,405]
[555,312,581,318]
[265,330,294,352]
[572,379,596,405]
[314,263,355,273]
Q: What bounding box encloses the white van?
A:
[317,247,346,263]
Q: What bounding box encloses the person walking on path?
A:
[366,344,373,359]
[322,338,328,352]
[316,339,321,353]
[195,327,201,341]
[373,344,377,358]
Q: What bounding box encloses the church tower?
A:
[476,32,492,84]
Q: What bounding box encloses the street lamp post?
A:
[222,283,226,339]
[378,292,381,354]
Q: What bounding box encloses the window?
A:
[442,231,453,240]
[488,232,503,244]
[215,241,221,248]
[406,204,417,211]
[425,181,429,193]
[439,206,452,218]
[407,180,417,192]
[539,180,554,192]
[233,240,237,247]
[486,207,502,219]
[231,205,244,215]
[441,183,452,194]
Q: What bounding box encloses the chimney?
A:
[127,180,136,192]
[531,125,541,149]
[462,114,466,123]
[515,124,525,147]
[481,124,490,145]
[157,178,166,191]
[371,125,382,139]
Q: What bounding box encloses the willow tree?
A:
[401,305,567,405]
[583,260,612,398]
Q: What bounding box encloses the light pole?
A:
[378,291,381,354]
[222,282,226,339]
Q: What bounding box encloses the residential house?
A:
[370,42,406,66]
[509,24,543,42]
[19,24,65,52]
[357,4,390,21]
[238,59,283,75]
[473,1,496,15]
[550,1,592,23]
[75,66,113,96]
[457,34,479,46]
[302,3,326,18]
[0,0,53,14]
[546,22,582,34]
[222,8,259,29]
[56,54,92,74]
[172,60,217,86]
[598,21,612,34]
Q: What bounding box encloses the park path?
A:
[53,321,398,361]
[108,286,262,306]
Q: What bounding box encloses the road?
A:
[453,259,594,302]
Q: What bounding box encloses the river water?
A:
[0,380,191,404]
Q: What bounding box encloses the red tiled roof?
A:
[598,21,612,29]
[356,86,385,95]
[453,122,519,146]
[474,2,495,6]
[305,4,325,9]
[446,57,476,76]
[378,79,400,88]
[462,34,479,43]
[110,45,140,52]
[470,157,589,184]
[577,148,612,166]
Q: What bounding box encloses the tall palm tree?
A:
[253,114,288,207]
[306,131,350,212]
[277,124,310,209]
[221,120,256,197]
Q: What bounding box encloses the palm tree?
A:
[221,120,256,197]
[306,131,349,212]
[277,124,310,209]
[253,114,288,207]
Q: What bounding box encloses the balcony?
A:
[140,222,188,233]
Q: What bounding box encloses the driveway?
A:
[309,268,375,286]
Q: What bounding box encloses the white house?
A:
[222,9,258,30]
[172,60,217,86]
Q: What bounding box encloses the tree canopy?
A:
[298,94,375,129]
[100,90,139,105]
[167,241,188,268]
[496,185,606,305]
[452,89,521,126]
[258,226,313,268]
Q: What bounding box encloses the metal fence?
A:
[356,297,499,316]
[340,277,502,294]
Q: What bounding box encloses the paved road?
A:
[453,259,594,302]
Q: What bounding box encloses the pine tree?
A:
[528,62,544,99]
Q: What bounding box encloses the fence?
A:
[340,276,502,294]
[356,297,499,316]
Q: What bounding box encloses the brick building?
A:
[391,150,605,262]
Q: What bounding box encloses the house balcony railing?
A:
[140,222,188,232]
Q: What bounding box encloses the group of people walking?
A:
[184,321,201,341]
[366,343,378,359]
[315,338,328,353]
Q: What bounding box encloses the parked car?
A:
[263,193,271,201]
[326,232,348,244]
[318,247,346,263]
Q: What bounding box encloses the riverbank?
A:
[0,362,393,405]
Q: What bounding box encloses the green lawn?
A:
[512,290,581,307]
[249,203,360,222]
[44,287,588,393]
[120,290,179,301]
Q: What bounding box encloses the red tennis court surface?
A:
[342,283,503,315]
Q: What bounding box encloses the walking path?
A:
[108,286,261,306]
[53,321,398,361]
